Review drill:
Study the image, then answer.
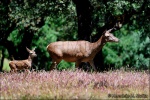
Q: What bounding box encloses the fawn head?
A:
[103,29,119,42]
[26,47,37,58]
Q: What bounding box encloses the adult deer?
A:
[47,29,119,71]
[9,47,37,72]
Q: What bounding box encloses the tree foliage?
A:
[0,0,149,71]
[103,25,150,69]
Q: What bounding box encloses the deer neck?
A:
[92,35,106,53]
[28,56,33,62]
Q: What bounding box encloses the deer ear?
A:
[102,30,107,35]
[26,47,31,52]
[104,30,110,37]
[105,32,110,37]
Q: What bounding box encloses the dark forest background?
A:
[0,0,149,72]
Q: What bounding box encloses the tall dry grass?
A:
[0,70,149,99]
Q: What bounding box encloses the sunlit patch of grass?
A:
[0,70,149,99]
[2,58,10,72]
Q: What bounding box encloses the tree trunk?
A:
[73,0,93,41]
[17,28,34,60]
[73,0,92,71]
[0,49,4,72]
[73,0,105,71]
[92,26,112,71]
[73,0,114,71]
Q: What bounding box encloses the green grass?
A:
[2,58,10,72]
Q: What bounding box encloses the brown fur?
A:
[47,29,119,71]
[9,47,37,72]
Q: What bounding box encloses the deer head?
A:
[103,29,119,42]
[26,47,37,58]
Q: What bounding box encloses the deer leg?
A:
[75,60,81,69]
[89,60,97,72]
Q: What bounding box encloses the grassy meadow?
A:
[0,70,149,99]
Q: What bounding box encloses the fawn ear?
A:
[26,47,31,52]
[103,30,110,37]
